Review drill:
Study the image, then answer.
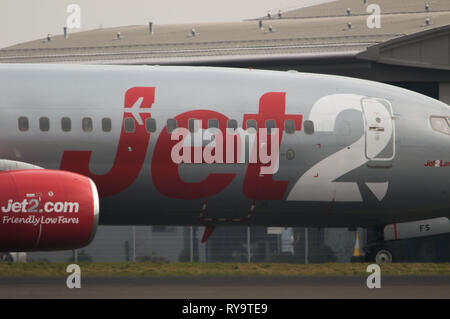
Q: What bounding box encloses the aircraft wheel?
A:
[374,248,393,264]
[0,253,13,262]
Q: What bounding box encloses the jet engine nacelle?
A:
[0,170,99,251]
[384,217,450,241]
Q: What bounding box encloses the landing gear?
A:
[364,226,394,263]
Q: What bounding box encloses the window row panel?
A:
[153,118,314,134]
[18,117,314,135]
[18,117,113,133]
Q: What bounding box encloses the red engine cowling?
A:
[0,170,99,251]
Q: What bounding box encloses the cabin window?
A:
[146,118,156,133]
[167,118,177,133]
[82,117,93,132]
[124,117,135,133]
[284,120,295,134]
[246,119,257,130]
[39,117,50,132]
[102,118,112,132]
[18,117,29,132]
[61,117,71,132]
[304,120,314,135]
[188,118,200,133]
[208,119,219,129]
[265,119,276,134]
[227,119,238,130]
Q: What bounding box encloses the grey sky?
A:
[0,0,334,49]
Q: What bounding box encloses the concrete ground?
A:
[0,276,449,299]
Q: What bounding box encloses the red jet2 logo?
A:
[60,87,302,200]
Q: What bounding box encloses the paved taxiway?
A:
[1,276,450,298]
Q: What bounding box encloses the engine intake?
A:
[0,170,99,251]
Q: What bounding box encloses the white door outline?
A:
[361,98,395,161]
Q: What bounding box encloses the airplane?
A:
[1,63,450,263]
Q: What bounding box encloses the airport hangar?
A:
[1,0,450,262]
[1,0,449,103]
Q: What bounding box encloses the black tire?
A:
[374,247,394,264]
[365,246,394,263]
[0,253,13,262]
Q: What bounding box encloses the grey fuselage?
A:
[0,64,449,228]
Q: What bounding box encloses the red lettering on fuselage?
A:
[59,88,302,201]
[151,110,236,199]
[60,87,154,197]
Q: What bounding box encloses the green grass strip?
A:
[1,262,450,277]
